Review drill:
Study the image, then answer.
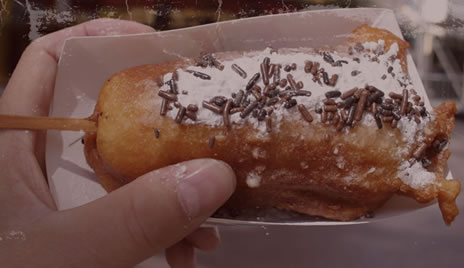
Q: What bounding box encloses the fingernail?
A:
[177,159,235,220]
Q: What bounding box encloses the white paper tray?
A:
[46,8,448,226]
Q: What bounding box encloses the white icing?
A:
[246,172,262,188]
[155,41,432,130]
[300,161,309,169]
[397,161,436,189]
[336,156,345,169]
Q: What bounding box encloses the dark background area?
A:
[1,0,464,110]
[0,1,463,267]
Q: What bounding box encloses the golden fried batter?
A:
[84,25,460,224]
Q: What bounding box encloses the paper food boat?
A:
[46,8,452,226]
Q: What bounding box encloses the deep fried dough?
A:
[84,25,461,224]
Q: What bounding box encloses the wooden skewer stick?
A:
[0,114,97,132]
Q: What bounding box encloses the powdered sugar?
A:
[158,41,431,135]
[397,161,436,189]
[246,172,262,188]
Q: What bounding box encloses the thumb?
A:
[46,159,236,267]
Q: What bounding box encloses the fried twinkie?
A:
[84,25,461,224]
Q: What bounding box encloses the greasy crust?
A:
[84,26,460,224]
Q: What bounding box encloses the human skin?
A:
[0,19,236,268]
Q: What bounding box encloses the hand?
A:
[0,19,236,268]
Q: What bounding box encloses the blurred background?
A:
[1,0,463,267]
[1,0,464,110]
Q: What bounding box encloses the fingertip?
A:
[209,159,237,191]
[176,159,236,220]
[165,240,196,268]
[186,227,220,251]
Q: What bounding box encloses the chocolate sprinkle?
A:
[433,139,448,152]
[389,92,403,100]
[322,72,330,85]
[203,101,223,114]
[240,101,259,118]
[310,62,320,75]
[265,117,272,132]
[324,105,337,112]
[354,42,364,52]
[315,103,323,114]
[346,105,356,126]
[266,97,279,106]
[340,109,348,122]
[323,51,335,64]
[351,70,361,76]
[343,96,356,108]
[230,107,244,114]
[321,111,328,123]
[211,96,227,107]
[421,158,432,168]
[324,99,336,105]
[172,70,179,81]
[154,128,160,138]
[160,99,168,116]
[381,103,393,110]
[233,90,245,107]
[212,59,224,70]
[166,79,178,94]
[268,64,276,78]
[187,104,199,112]
[298,104,313,123]
[374,114,383,129]
[304,61,313,73]
[257,109,267,121]
[185,111,197,121]
[287,74,298,90]
[325,90,341,99]
[400,89,408,115]
[188,70,211,80]
[246,73,261,91]
[261,63,270,85]
[175,107,186,123]
[295,90,312,97]
[273,65,280,83]
[284,99,297,109]
[208,136,215,149]
[329,74,338,87]
[223,99,233,127]
[341,88,358,100]
[231,63,247,79]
